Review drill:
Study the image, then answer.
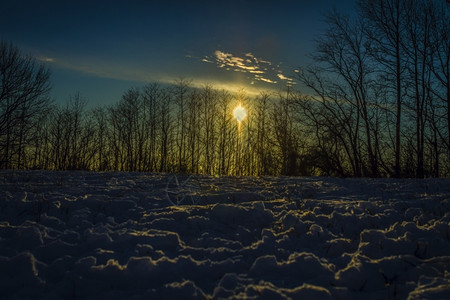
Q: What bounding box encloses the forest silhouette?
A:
[1,0,449,177]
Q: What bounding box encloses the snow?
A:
[0,170,449,299]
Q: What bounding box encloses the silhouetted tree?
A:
[270,88,298,175]
[0,41,51,169]
[358,0,408,177]
[317,10,380,176]
[142,83,162,172]
[91,106,109,171]
[158,87,173,172]
[427,0,450,175]
[173,78,191,173]
[254,92,272,175]
[216,90,234,175]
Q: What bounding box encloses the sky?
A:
[1,0,356,106]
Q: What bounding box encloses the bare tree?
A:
[158,87,173,172]
[253,92,272,175]
[296,9,382,177]
[142,83,162,172]
[185,89,201,173]
[199,85,219,174]
[358,0,409,177]
[271,89,298,175]
[216,90,233,175]
[0,41,51,169]
[91,106,109,170]
[428,0,450,175]
[45,94,95,170]
[173,78,191,172]
[401,0,437,177]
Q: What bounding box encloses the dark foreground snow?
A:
[0,171,449,299]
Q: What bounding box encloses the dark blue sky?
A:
[1,0,356,105]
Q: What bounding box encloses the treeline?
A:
[0,76,300,176]
[0,0,449,177]
[34,84,285,175]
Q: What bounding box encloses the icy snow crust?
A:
[0,171,449,299]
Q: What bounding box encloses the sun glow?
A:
[233,104,247,123]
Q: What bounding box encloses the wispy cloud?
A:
[277,73,288,80]
[37,54,279,96]
[259,77,277,84]
[277,73,295,86]
[201,58,213,63]
[41,50,294,98]
[200,50,293,87]
[42,55,162,83]
[37,56,56,63]
[213,50,271,81]
[187,77,276,96]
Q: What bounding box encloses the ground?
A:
[0,171,449,299]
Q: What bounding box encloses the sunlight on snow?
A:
[1,171,450,299]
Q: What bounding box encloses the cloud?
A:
[210,50,278,85]
[41,54,281,97]
[201,58,213,63]
[277,73,296,86]
[259,77,277,84]
[37,56,56,63]
[44,56,161,84]
[277,73,288,80]
[185,49,296,89]
[187,77,273,96]
[213,50,259,72]
[44,50,293,99]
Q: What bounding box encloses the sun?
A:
[233,104,247,123]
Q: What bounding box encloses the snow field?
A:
[0,171,449,299]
